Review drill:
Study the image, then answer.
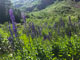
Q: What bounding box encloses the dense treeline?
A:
[0,0,11,23]
[37,0,56,10]
[0,0,21,23]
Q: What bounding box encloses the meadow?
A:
[0,9,80,60]
[0,1,80,60]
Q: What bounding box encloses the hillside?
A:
[12,0,56,12]
[12,0,41,11]
[12,0,80,12]
[1,0,80,60]
[27,1,80,20]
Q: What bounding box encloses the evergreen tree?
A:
[0,0,11,23]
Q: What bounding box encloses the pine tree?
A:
[0,0,11,23]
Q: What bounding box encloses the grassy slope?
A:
[0,1,80,60]
[27,1,80,21]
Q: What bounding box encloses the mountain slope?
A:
[28,1,80,18]
[12,0,56,12]
[12,0,41,11]
[25,0,80,26]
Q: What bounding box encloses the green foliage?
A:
[0,15,80,60]
[0,0,80,60]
